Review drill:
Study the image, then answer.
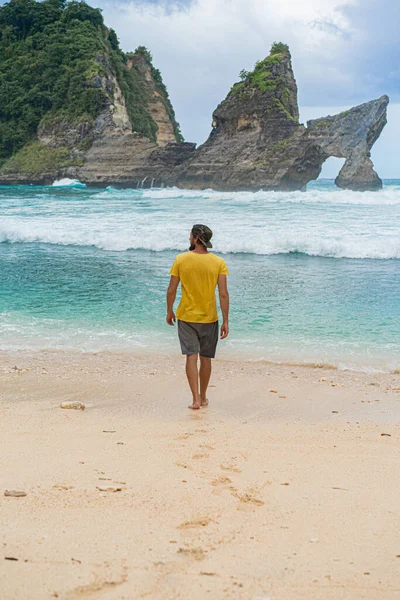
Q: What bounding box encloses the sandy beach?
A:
[1,350,400,599]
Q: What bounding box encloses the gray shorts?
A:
[177,320,219,358]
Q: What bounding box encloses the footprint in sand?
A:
[200,444,215,450]
[177,517,212,529]
[177,546,206,561]
[210,476,232,487]
[64,570,127,600]
[231,488,265,506]
[174,433,193,440]
[219,463,242,473]
[210,475,237,496]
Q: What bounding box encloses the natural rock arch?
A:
[172,46,388,192]
[305,98,388,191]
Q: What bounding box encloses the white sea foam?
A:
[1,219,399,259]
[1,185,400,258]
[52,178,86,187]
[139,186,400,206]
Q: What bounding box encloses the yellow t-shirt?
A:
[170,251,229,323]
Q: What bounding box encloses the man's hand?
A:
[218,274,229,340]
[166,311,176,326]
[166,276,179,326]
[220,321,229,339]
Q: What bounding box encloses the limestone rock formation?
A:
[78,133,195,186]
[0,0,184,186]
[77,48,189,186]
[61,48,187,186]
[306,98,388,191]
[173,44,388,192]
[127,52,179,146]
[0,5,388,194]
[174,43,304,191]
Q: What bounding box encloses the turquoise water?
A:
[1,179,400,371]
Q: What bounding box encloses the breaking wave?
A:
[52,178,86,188]
[1,220,399,259]
[138,185,400,206]
[1,183,400,259]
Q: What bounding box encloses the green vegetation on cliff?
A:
[0,0,107,165]
[228,42,295,119]
[1,140,83,175]
[0,0,183,171]
[134,46,184,143]
[108,43,159,142]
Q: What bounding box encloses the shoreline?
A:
[1,346,399,375]
[1,349,400,598]
[1,348,400,422]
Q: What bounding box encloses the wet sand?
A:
[1,350,400,599]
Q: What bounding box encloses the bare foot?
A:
[188,402,201,410]
[200,398,209,407]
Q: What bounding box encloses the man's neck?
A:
[192,244,208,254]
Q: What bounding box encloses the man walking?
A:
[166,224,229,410]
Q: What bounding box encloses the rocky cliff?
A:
[0,1,388,191]
[75,46,189,186]
[173,44,388,191]
[79,42,388,192]
[0,0,183,184]
[77,134,195,187]
[127,48,183,146]
[174,43,305,190]
[306,99,388,191]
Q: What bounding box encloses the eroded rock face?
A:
[172,45,388,192]
[174,45,304,191]
[306,97,388,191]
[0,42,388,191]
[37,53,132,151]
[78,132,196,186]
[127,54,177,146]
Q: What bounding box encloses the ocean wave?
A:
[52,178,86,188]
[1,221,399,258]
[137,186,400,206]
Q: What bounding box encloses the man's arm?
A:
[166,275,180,326]
[218,274,229,339]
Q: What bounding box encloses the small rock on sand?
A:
[60,401,85,411]
[4,490,26,497]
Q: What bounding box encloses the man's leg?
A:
[186,353,201,409]
[199,356,212,407]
